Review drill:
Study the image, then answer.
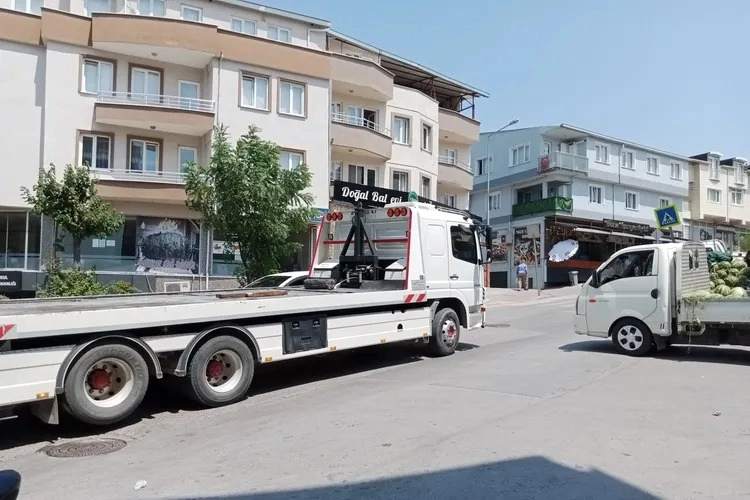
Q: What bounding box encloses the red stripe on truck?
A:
[0,324,15,339]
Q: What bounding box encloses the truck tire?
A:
[183,336,255,407]
[611,318,654,357]
[429,307,460,357]
[62,343,150,426]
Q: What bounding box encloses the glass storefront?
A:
[0,212,42,270]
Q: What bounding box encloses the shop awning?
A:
[575,227,610,235]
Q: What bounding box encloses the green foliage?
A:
[185,124,318,284]
[21,164,125,266]
[37,259,139,298]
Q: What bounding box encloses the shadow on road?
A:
[560,339,750,366]
[171,456,658,500]
[0,342,479,451]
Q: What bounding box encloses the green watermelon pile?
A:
[708,250,749,298]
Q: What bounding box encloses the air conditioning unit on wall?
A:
[163,281,191,293]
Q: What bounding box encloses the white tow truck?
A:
[0,202,489,426]
[575,241,750,356]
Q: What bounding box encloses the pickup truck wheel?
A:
[429,308,460,357]
[611,319,653,357]
[184,336,255,407]
[62,344,149,426]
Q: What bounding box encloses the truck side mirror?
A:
[485,249,492,264]
[590,271,600,288]
[485,227,492,250]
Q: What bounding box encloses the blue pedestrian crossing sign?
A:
[654,204,681,229]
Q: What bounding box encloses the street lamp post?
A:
[484,119,519,287]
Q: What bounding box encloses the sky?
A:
[261,0,749,159]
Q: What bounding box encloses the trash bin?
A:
[568,271,579,286]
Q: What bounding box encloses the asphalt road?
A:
[3,296,750,500]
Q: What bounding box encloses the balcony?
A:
[331,53,393,102]
[94,92,216,136]
[90,168,187,185]
[538,151,588,175]
[512,197,573,217]
[438,109,480,145]
[437,156,473,191]
[90,13,218,68]
[330,112,392,161]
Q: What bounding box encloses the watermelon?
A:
[729,287,747,298]
[716,284,732,296]
[718,261,732,270]
[732,258,747,270]
[725,275,739,287]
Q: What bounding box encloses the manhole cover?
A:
[41,438,127,458]
[485,323,511,328]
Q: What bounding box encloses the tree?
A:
[21,164,125,266]
[185,125,318,284]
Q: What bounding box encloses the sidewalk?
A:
[485,284,582,306]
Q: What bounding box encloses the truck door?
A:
[586,248,663,336]
[448,224,481,306]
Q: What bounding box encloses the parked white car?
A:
[244,271,309,289]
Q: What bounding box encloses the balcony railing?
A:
[512,196,573,217]
[538,151,588,175]
[331,112,391,137]
[90,167,187,184]
[438,155,472,173]
[96,92,217,113]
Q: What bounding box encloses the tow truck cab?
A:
[306,202,490,329]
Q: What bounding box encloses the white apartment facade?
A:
[0,1,486,294]
[470,124,691,288]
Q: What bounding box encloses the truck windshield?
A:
[598,250,654,285]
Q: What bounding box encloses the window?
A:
[421,176,431,198]
[137,0,164,16]
[279,151,304,171]
[180,5,201,21]
[730,188,743,206]
[129,139,160,173]
[392,171,409,191]
[620,150,634,169]
[543,141,551,155]
[279,81,305,116]
[450,225,478,264]
[490,193,501,210]
[709,158,720,179]
[178,80,200,109]
[659,198,671,208]
[646,157,659,175]
[231,17,256,35]
[82,58,114,95]
[348,165,376,186]
[329,162,342,182]
[707,188,721,203]
[421,123,432,152]
[510,144,530,166]
[598,250,655,285]
[625,191,639,210]
[80,134,111,170]
[476,158,487,176]
[13,0,41,14]
[588,185,603,204]
[178,146,197,173]
[346,106,377,129]
[670,162,682,180]
[267,24,291,43]
[240,74,269,110]
[392,117,410,145]
[130,67,160,99]
[735,167,745,184]
[441,149,457,165]
[84,0,110,14]
[444,195,456,207]
[595,144,609,164]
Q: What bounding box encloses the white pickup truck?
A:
[0,202,489,426]
[574,241,750,356]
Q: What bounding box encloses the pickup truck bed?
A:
[680,297,750,326]
[0,287,424,341]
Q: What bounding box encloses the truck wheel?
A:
[62,344,149,426]
[429,308,460,357]
[611,319,653,357]
[184,336,255,407]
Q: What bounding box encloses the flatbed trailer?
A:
[0,202,490,426]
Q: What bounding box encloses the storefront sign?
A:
[0,271,21,292]
[602,219,650,235]
[716,225,736,233]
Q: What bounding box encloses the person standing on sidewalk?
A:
[516,258,528,291]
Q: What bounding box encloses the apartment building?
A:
[687,152,749,249]
[470,124,691,288]
[0,1,485,294]
[326,31,485,212]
